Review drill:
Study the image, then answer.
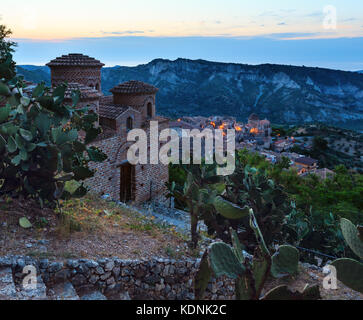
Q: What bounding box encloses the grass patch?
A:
[55,194,185,241]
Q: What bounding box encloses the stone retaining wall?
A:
[0,256,235,300]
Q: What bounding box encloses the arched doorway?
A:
[119,162,135,203]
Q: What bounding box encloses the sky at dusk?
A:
[1,0,363,70]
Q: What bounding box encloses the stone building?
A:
[47,53,169,204]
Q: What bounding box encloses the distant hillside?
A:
[290,124,363,172]
[16,65,51,85]
[17,59,363,130]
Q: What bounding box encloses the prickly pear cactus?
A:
[331,258,363,294]
[209,242,245,279]
[340,218,363,259]
[213,196,250,220]
[271,245,299,278]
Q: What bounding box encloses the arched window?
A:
[126,117,133,131]
[147,102,153,118]
[96,83,100,91]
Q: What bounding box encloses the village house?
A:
[46,53,170,204]
[292,156,319,175]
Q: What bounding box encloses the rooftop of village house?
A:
[46,53,105,67]
[98,104,138,120]
[110,80,159,95]
[294,156,318,166]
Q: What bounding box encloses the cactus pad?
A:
[331,258,363,294]
[213,196,250,220]
[271,245,299,278]
[340,218,363,259]
[194,251,213,299]
[209,242,245,279]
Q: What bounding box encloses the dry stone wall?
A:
[0,255,235,300]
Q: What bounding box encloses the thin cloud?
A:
[100,30,146,35]
[277,22,287,26]
[263,32,327,40]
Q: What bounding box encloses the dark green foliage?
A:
[0,46,107,205]
[168,151,292,249]
[169,147,362,260]
[221,159,292,249]
[313,136,328,151]
[289,124,362,171]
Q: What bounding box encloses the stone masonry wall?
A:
[87,114,170,204]
[51,66,102,92]
[0,256,235,300]
[113,94,155,120]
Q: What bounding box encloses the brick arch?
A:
[111,140,132,165]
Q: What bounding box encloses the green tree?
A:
[0,24,16,74]
[313,136,328,151]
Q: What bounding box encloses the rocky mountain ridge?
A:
[17,59,363,130]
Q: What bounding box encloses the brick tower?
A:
[46,53,104,92]
[109,80,158,121]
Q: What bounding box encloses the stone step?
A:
[0,268,17,300]
[48,282,80,300]
[16,275,47,300]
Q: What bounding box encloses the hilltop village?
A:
[170,114,333,179]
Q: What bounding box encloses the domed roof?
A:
[110,80,158,95]
[248,113,260,121]
[62,83,102,100]
[46,53,104,67]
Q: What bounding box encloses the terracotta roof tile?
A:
[100,95,114,105]
[110,80,158,95]
[46,53,104,67]
[98,104,130,119]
